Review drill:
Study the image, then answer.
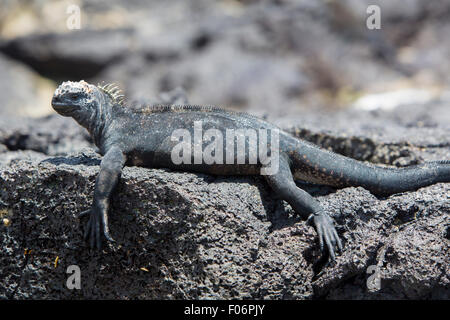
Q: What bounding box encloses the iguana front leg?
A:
[264,155,343,262]
[80,146,127,249]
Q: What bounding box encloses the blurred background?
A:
[0,0,449,159]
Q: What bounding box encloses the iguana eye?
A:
[71,93,80,100]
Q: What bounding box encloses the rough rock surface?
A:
[1,153,314,299]
[0,141,448,299]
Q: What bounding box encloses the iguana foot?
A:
[79,203,114,250]
[308,211,342,263]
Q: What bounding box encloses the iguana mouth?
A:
[51,99,78,115]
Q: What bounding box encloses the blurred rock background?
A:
[0,0,450,117]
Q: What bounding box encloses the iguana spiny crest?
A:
[53,80,257,118]
[97,82,125,105]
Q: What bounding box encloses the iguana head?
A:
[52,80,124,143]
[51,80,103,116]
[52,80,125,115]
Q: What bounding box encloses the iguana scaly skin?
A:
[51,80,450,262]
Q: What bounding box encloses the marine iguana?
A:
[51,80,450,262]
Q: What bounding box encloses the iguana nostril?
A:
[52,96,61,104]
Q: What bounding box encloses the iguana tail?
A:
[364,160,450,195]
[289,137,450,196]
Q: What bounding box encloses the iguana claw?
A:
[79,203,115,250]
[308,211,343,263]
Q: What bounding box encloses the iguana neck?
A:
[72,100,113,149]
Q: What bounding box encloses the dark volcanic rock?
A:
[278,100,450,166]
[0,150,48,168]
[0,151,448,299]
[0,115,92,156]
[0,154,314,299]
[313,185,450,299]
[0,28,135,80]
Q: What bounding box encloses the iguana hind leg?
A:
[263,155,343,262]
